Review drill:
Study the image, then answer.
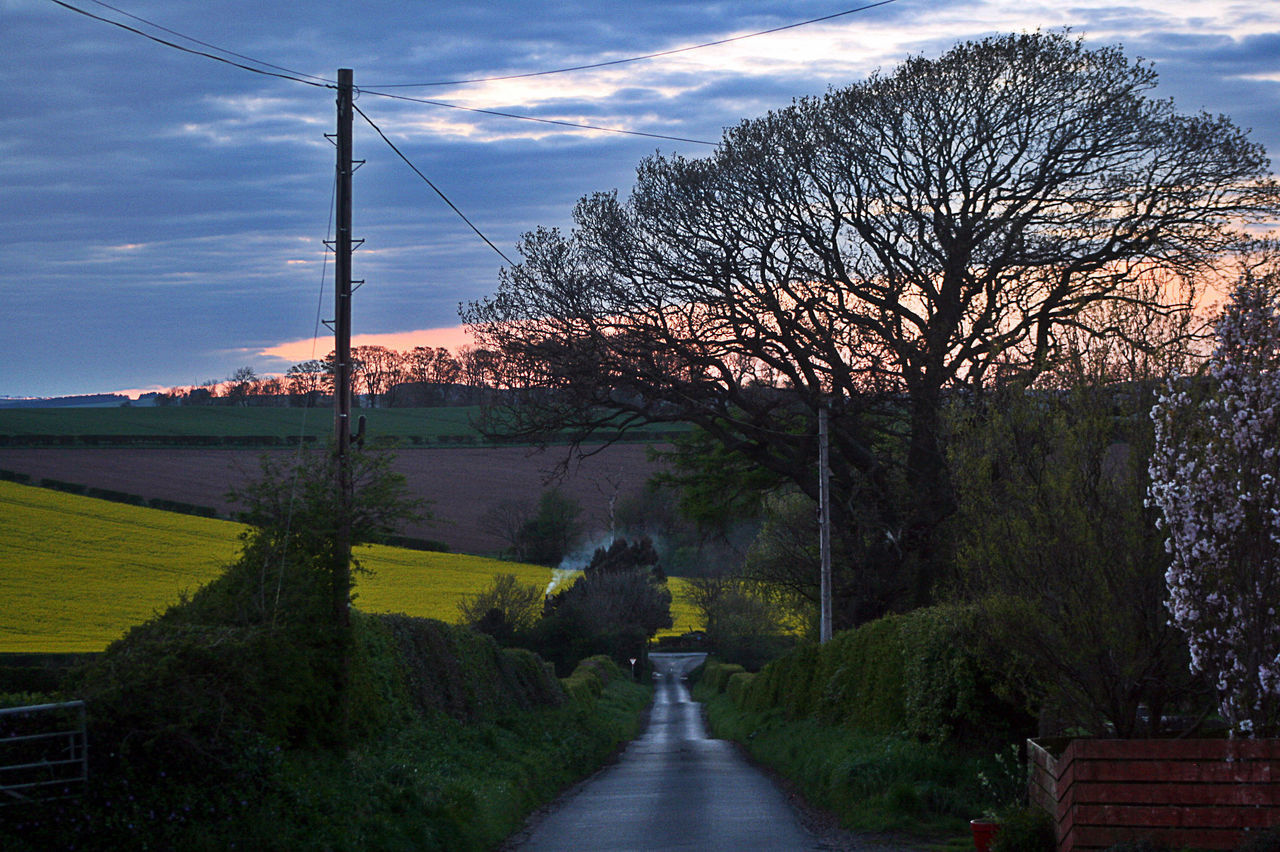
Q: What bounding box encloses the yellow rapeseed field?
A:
[0,480,241,652]
[0,481,699,653]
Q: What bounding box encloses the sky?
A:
[4,0,1279,399]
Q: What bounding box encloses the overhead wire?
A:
[80,0,333,85]
[46,0,896,265]
[365,0,901,88]
[46,0,715,259]
[47,0,716,145]
[354,103,517,267]
[46,0,329,89]
[355,88,717,146]
[268,171,339,628]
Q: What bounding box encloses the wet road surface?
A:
[510,651,821,851]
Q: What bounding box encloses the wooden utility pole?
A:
[332,67,354,629]
[818,402,832,643]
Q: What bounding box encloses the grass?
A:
[697,689,992,842]
[0,480,701,653]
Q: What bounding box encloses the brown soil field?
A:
[0,444,668,557]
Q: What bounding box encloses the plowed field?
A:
[0,444,667,557]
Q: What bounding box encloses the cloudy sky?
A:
[4,0,1279,398]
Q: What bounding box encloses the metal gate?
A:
[0,700,88,803]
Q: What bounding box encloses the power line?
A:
[365,0,901,88]
[357,88,717,146]
[81,0,332,85]
[48,0,715,145]
[47,0,328,88]
[353,103,517,267]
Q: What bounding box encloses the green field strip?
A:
[0,406,484,439]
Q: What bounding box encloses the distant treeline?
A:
[0,394,132,409]
[158,344,508,409]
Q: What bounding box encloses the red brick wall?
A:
[1027,738,1280,852]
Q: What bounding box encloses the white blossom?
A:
[1149,280,1280,737]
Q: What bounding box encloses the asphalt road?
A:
[509,652,822,852]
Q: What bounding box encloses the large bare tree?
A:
[464,32,1278,612]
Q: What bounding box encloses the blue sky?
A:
[4,0,1278,398]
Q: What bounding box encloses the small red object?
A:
[971,818,1001,852]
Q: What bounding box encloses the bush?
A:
[725,605,1034,747]
[2,616,649,852]
[381,614,564,722]
[457,573,545,638]
[991,806,1055,852]
[726,671,756,706]
[696,661,746,694]
[561,656,624,706]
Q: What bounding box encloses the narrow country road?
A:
[508,651,821,851]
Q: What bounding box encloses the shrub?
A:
[457,573,544,638]
[697,661,746,694]
[381,614,563,722]
[700,694,994,835]
[562,664,605,705]
[727,605,1033,747]
[726,671,755,706]
[991,806,1055,852]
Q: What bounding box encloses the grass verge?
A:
[692,668,1024,848]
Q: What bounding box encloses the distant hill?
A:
[0,393,140,409]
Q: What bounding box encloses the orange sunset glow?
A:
[255,325,477,364]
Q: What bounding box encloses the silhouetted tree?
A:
[465,31,1279,609]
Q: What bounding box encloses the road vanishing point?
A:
[508,651,825,851]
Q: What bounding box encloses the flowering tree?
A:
[1149,267,1280,736]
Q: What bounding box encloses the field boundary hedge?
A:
[1,468,222,518]
[1,608,652,851]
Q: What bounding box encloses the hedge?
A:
[699,604,1032,746]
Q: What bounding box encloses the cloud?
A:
[4,0,1278,398]
[255,324,476,365]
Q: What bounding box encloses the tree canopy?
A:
[464,31,1279,615]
